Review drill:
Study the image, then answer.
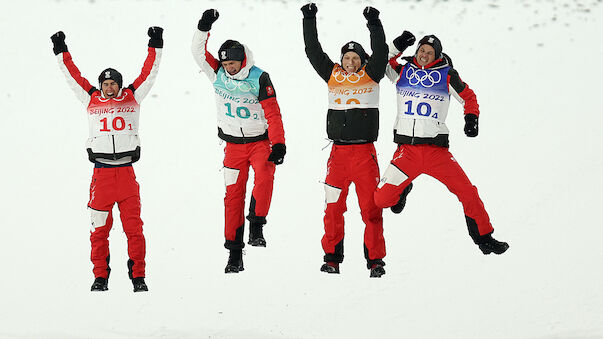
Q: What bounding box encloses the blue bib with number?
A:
[395,65,451,123]
[213,66,268,138]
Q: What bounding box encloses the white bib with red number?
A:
[88,91,139,137]
[86,89,141,155]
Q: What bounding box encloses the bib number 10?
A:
[334,98,360,105]
[225,103,258,120]
[404,101,438,119]
[100,117,133,132]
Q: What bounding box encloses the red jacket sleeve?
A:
[261,97,286,145]
[259,72,285,145]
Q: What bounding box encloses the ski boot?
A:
[248,223,266,247]
[369,264,386,278]
[90,277,108,291]
[225,249,244,273]
[132,277,148,292]
[391,183,413,214]
[477,234,509,255]
[320,262,340,274]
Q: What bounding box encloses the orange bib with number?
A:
[327,64,380,110]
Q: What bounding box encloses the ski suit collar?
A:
[411,57,448,69]
[100,88,123,99]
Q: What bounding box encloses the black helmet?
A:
[340,41,368,66]
[218,40,245,62]
[416,35,443,59]
[98,68,123,88]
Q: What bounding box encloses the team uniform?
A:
[302,12,388,269]
[56,44,161,281]
[374,40,501,246]
[191,29,285,253]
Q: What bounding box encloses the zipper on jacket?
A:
[112,135,117,160]
[411,120,416,144]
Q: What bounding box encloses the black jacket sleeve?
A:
[258,72,277,101]
[364,19,388,82]
[302,17,335,83]
[448,68,467,93]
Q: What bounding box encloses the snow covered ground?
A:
[1,0,602,338]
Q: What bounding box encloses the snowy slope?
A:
[0,0,602,338]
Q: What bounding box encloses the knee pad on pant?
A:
[223,167,240,187]
[324,184,342,209]
[378,164,408,189]
[89,207,109,232]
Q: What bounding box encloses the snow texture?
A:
[0,0,602,338]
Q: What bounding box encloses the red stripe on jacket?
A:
[388,52,402,68]
[62,52,94,93]
[131,47,157,90]
[205,33,219,72]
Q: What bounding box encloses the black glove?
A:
[464,114,479,137]
[198,9,219,31]
[268,143,286,165]
[363,6,380,24]
[50,31,68,55]
[300,3,317,19]
[147,26,163,48]
[393,30,416,52]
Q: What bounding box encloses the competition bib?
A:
[395,65,451,123]
[87,91,140,138]
[213,67,267,130]
[327,64,379,110]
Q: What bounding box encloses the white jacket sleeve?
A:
[385,42,403,83]
[57,52,94,105]
[191,29,219,82]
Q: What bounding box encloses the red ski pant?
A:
[322,143,385,264]
[223,140,275,249]
[88,166,145,279]
[374,144,494,237]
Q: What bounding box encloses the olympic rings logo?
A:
[220,73,257,92]
[405,68,441,88]
[332,68,366,84]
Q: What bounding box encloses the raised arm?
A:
[130,27,163,103]
[51,31,96,105]
[385,30,416,82]
[191,9,220,83]
[362,7,388,82]
[301,3,334,83]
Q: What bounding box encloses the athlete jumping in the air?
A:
[375,31,509,255]
[51,27,163,292]
[301,3,404,277]
[191,9,286,273]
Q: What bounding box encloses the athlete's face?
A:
[101,80,120,98]
[416,44,436,67]
[342,52,362,73]
[222,60,242,75]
